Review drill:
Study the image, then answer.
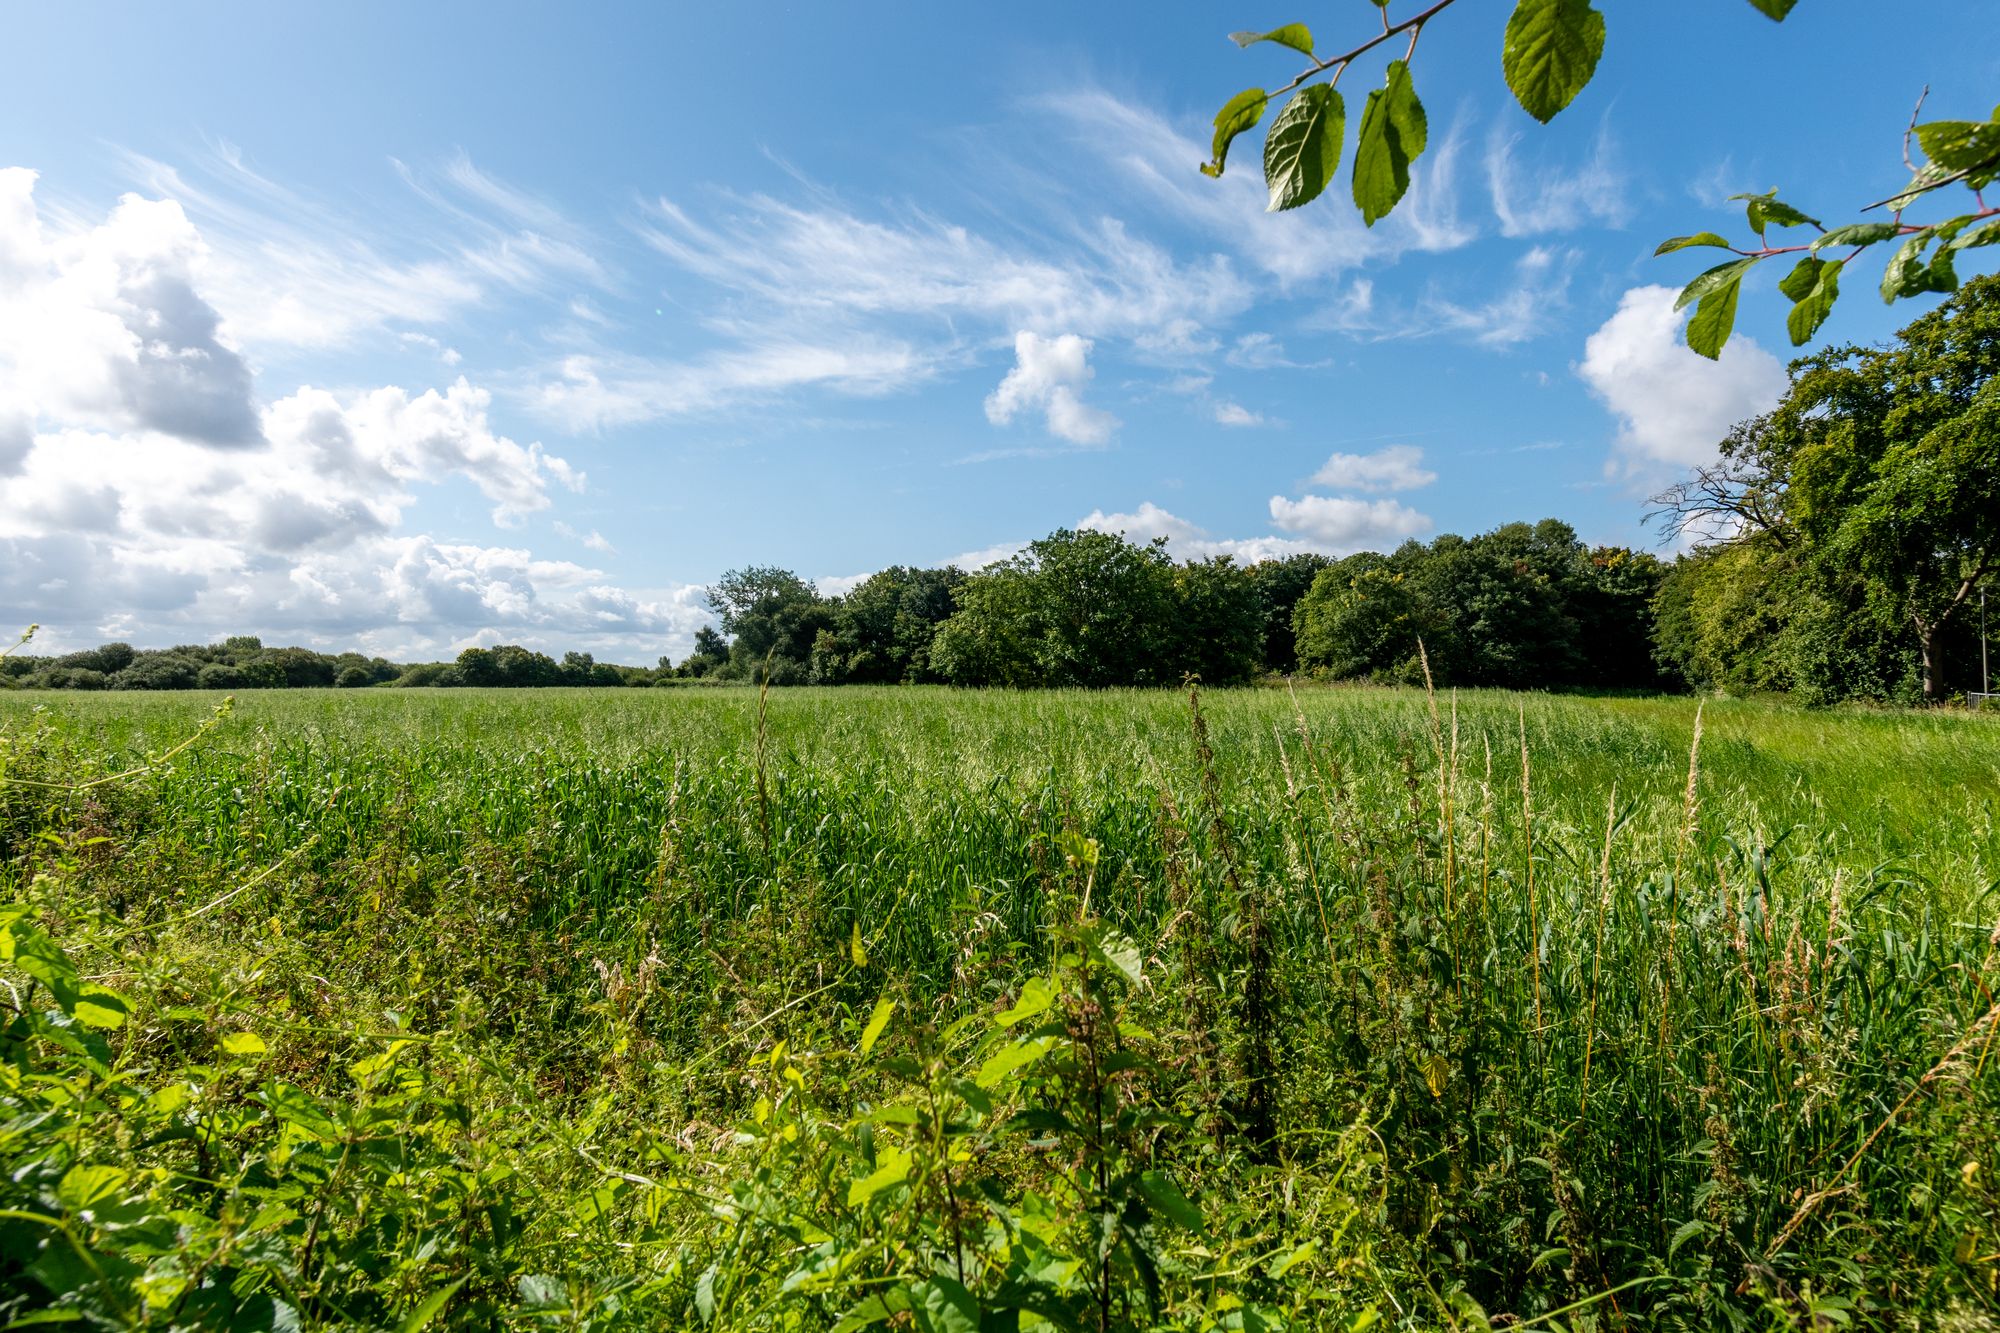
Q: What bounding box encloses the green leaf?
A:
[846,1146,911,1207]
[1138,1169,1205,1233]
[1264,84,1344,212]
[1743,0,1797,17]
[1089,930,1145,987]
[221,1031,268,1058]
[1811,222,1901,251]
[1229,24,1314,57]
[910,1276,980,1333]
[1881,229,1937,302]
[1351,60,1427,226]
[1654,233,1734,255]
[832,1289,913,1333]
[1784,257,1841,346]
[1777,255,1823,302]
[1673,256,1760,312]
[1885,162,1958,212]
[976,1034,1055,1089]
[996,975,1057,1027]
[1502,0,1605,125]
[1204,88,1268,179]
[1913,119,2000,175]
[71,984,131,1030]
[56,1163,130,1213]
[1731,189,1820,238]
[397,1278,468,1333]
[859,997,895,1056]
[1945,217,2000,252]
[1268,1240,1318,1278]
[1686,278,1744,360]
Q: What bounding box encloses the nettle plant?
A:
[1202,0,2000,358]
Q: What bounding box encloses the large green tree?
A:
[1654,276,2000,701]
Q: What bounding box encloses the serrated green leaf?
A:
[1732,189,1820,238]
[1352,60,1427,226]
[221,1031,268,1057]
[997,975,1057,1026]
[1669,1218,1714,1256]
[56,1163,129,1213]
[831,1289,913,1333]
[910,1277,979,1333]
[1139,1169,1205,1233]
[1674,256,1760,311]
[1743,0,1797,16]
[72,984,131,1030]
[1885,162,1957,212]
[1785,257,1841,345]
[1502,0,1605,125]
[1264,84,1344,212]
[397,1278,468,1333]
[859,997,894,1056]
[1881,229,1936,301]
[1229,24,1313,57]
[1685,278,1743,360]
[1811,222,1901,252]
[1945,216,2000,251]
[1778,255,1823,302]
[1654,233,1734,256]
[975,1034,1055,1089]
[1204,88,1269,179]
[846,1146,911,1207]
[1090,929,1145,986]
[1914,119,2000,175]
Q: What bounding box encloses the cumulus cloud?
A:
[1578,285,1788,475]
[1309,444,1436,493]
[985,331,1118,446]
[0,166,702,660]
[1212,401,1266,428]
[0,168,261,449]
[1268,495,1434,551]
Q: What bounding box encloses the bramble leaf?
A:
[1204,88,1269,179]
[1229,24,1314,57]
[1352,60,1427,226]
[1502,0,1605,125]
[1265,84,1344,211]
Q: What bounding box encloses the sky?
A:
[1,1,1994,661]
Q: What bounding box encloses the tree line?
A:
[8,278,1992,703]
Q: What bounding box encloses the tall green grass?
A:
[2,684,1996,1329]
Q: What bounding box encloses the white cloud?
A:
[1486,124,1630,238]
[1268,495,1433,552]
[1416,246,1576,347]
[0,168,260,450]
[1577,285,1788,475]
[1309,444,1436,493]
[942,540,1028,571]
[1212,400,1267,428]
[530,340,930,432]
[985,331,1117,446]
[814,571,872,598]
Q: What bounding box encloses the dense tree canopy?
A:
[1653,275,2000,702]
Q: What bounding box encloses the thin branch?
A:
[1901,85,1931,173]
[1266,0,1464,101]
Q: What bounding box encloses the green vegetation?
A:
[1199,0,1999,358]
[3,684,1997,1329]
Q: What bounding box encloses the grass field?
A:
[2,685,1997,1330]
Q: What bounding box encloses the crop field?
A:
[3,685,1998,1330]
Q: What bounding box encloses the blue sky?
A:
[1,1,1993,659]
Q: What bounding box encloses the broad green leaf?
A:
[2,922,80,1001]
[1264,84,1344,212]
[1784,257,1841,345]
[832,1289,913,1333]
[1229,24,1313,57]
[1204,88,1268,179]
[1913,119,2000,176]
[849,922,868,968]
[1881,230,1937,301]
[1685,277,1744,360]
[1743,0,1796,15]
[1732,190,1820,238]
[1778,255,1824,302]
[859,997,895,1056]
[1885,162,1957,212]
[71,984,131,1030]
[1090,930,1146,986]
[1501,0,1605,125]
[1352,60,1427,226]
[259,1082,341,1139]
[1811,222,1900,252]
[1673,257,1759,312]
[1654,233,1733,255]
[996,975,1057,1026]
[1138,1168,1205,1232]
[397,1278,468,1333]
[57,1163,130,1212]
[846,1146,910,1207]
[1945,217,2000,252]
[910,1276,980,1333]
[221,1031,268,1057]
[975,1034,1055,1088]
[1269,1240,1318,1278]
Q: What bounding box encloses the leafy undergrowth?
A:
[1,685,1997,1330]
